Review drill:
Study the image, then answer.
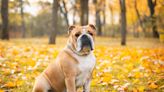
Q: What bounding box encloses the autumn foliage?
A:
[0,38,164,92]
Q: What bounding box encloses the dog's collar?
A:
[66,44,90,56]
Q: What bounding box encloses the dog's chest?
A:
[75,54,96,87]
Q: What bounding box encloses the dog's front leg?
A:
[65,76,76,92]
[83,78,91,92]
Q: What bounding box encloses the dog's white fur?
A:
[64,47,96,89]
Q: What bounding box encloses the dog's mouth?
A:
[79,36,93,55]
[81,45,91,54]
[76,43,92,55]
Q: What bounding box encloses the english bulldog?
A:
[33,24,96,92]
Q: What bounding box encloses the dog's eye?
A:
[75,33,80,37]
[89,32,93,36]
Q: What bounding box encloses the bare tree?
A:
[20,0,26,38]
[119,0,127,45]
[96,11,102,36]
[102,0,106,32]
[71,0,78,25]
[49,0,58,44]
[80,0,89,25]
[109,5,115,37]
[72,6,77,25]
[147,0,159,38]
[1,0,9,40]
[93,0,102,36]
[134,0,146,37]
[59,0,69,27]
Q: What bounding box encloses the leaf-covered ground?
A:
[0,37,164,92]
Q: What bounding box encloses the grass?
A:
[0,37,164,92]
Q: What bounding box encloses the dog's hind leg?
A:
[33,75,51,92]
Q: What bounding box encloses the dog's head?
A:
[67,24,96,55]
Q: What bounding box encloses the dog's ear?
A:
[88,24,96,30]
[68,25,76,35]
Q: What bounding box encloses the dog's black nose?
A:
[81,35,89,40]
[81,35,92,48]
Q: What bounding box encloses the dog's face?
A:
[68,24,96,55]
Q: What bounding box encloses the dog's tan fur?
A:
[33,24,96,92]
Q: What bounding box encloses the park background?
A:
[0,0,164,92]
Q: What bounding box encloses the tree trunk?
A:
[20,0,26,38]
[134,0,146,37]
[70,1,77,25]
[147,0,159,38]
[96,11,102,36]
[59,0,69,27]
[73,8,77,25]
[102,1,106,34]
[93,0,102,36]
[119,0,127,45]
[109,5,115,37]
[80,0,89,26]
[1,0,9,40]
[49,0,58,44]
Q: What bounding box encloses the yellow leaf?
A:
[26,58,36,67]
[138,86,145,92]
[134,72,143,78]
[132,88,139,92]
[0,89,4,92]
[91,78,99,86]
[149,82,158,89]
[3,69,10,75]
[103,76,111,82]
[16,80,23,86]
[12,49,19,55]
[4,82,16,88]
[0,79,2,83]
